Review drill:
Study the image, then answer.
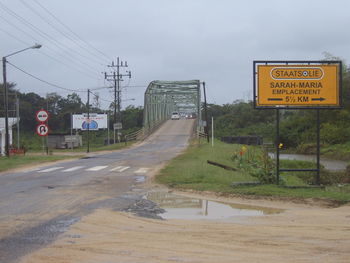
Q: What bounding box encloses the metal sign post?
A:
[254,61,342,185]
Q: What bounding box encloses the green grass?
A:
[156,140,350,203]
[321,142,350,161]
[0,155,81,172]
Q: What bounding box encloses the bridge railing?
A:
[124,118,167,145]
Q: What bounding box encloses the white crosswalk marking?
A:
[134,168,149,174]
[38,167,64,173]
[109,166,122,171]
[109,166,130,172]
[118,166,130,172]
[24,167,41,173]
[85,166,108,171]
[62,166,85,172]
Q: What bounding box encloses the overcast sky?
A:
[1,0,350,109]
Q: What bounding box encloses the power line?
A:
[31,0,112,62]
[18,0,108,66]
[0,26,32,46]
[0,1,102,74]
[7,61,86,93]
[7,62,118,107]
[0,16,101,80]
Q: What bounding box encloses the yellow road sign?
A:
[255,63,341,107]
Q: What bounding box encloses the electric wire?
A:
[0,16,100,80]
[18,0,108,66]
[31,0,112,62]
[0,26,32,46]
[7,62,118,108]
[0,11,101,78]
[7,61,87,93]
[0,1,102,75]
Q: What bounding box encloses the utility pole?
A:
[104,57,131,143]
[87,89,90,153]
[16,93,20,149]
[202,82,209,143]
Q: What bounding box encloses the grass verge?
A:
[0,155,82,173]
[156,140,350,204]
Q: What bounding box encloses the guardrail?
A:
[197,130,208,142]
[124,119,166,145]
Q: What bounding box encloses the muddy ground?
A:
[19,184,350,263]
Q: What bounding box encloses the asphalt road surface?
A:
[0,119,195,263]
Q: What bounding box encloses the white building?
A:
[0,118,19,156]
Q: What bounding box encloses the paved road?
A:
[0,119,195,263]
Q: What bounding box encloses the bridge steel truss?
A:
[143,80,202,129]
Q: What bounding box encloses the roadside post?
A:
[35,109,50,154]
[114,122,122,143]
[211,116,214,147]
[253,61,342,185]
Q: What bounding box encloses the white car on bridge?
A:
[171,112,180,120]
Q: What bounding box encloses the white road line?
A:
[109,166,123,171]
[38,167,64,173]
[134,168,149,174]
[62,166,85,172]
[24,167,41,173]
[85,166,108,171]
[118,166,130,172]
[109,166,130,172]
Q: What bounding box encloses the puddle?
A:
[147,192,283,221]
[134,176,146,183]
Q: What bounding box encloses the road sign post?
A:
[253,61,342,185]
[35,109,50,154]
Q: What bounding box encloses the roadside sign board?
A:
[36,109,49,122]
[36,123,49,136]
[72,113,107,130]
[113,122,122,130]
[254,61,342,108]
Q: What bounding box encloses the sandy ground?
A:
[19,189,350,263]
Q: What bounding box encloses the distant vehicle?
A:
[186,113,196,119]
[171,112,180,120]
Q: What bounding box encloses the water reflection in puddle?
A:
[147,192,283,221]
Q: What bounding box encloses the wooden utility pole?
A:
[104,57,131,143]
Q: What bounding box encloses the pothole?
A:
[147,191,284,221]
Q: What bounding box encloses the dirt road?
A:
[20,191,350,263]
[2,119,350,262]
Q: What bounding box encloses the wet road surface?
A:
[0,119,195,263]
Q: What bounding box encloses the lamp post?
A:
[2,43,42,157]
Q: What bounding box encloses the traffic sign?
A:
[36,109,49,122]
[254,61,342,108]
[36,123,49,136]
[113,122,122,130]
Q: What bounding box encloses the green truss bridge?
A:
[125,80,208,142]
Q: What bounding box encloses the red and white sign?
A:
[36,109,49,123]
[36,123,49,136]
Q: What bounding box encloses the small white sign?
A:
[36,109,49,122]
[114,122,122,130]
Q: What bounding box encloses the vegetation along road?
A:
[0,119,349,263]
[0,119,194,262]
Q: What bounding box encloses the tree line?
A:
[0,83,143,139]
[206,60,350,149]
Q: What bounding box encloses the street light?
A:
[2,43,42,157]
